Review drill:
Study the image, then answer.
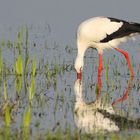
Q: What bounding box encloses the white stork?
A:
[75,16,140,79]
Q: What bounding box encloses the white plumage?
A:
[78,17,123,46]
[75,16,140,78]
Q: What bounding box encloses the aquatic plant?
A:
[3,80,7,101]
[3,104,11,126]
[29,57,37,101]
[32,57,36,77]
[23,104,32,127]
[16,75,22,93]
[15,54,23,75]
[23,104,32,140]
[0,48,3,74]
[29,77,36,101]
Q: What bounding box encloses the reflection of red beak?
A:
[77,72,82,80]
[76,67,82,80]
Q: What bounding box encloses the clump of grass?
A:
[3,104,11,126]
[23,104,32,140]
[15,54,23,75]
[23,104,32,127]
[3,80,7,101]
[32,57,36,76]
[0,48,3,74]
[29,57,37,101]
[45,129,79,140]
[29,77,35,101]
[3,81,11,126]
[15,25,28,76]
[16,25,26,53]
[15,54,23,94]
[16,76,22,93]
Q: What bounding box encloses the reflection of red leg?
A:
[98,53,103,77]
[97,76,102,98]
[97,53,103,98]
[115,48,134,77]
[112,77,133,106]
[112,90,128,106]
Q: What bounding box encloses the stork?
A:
[75,16,140,80]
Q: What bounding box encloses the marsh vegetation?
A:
[0,25,140,139]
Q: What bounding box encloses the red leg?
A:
[115,48,134,77]
[112,89,129,106]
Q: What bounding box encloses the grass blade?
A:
[16,54,23,75]
[4,80,7,101]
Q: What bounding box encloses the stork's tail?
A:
[130,22,140,33]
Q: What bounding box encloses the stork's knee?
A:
[123,51,129,59]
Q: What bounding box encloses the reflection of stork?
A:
[75,17,140,80]
[74,79,119,134]
[74,77,140,134]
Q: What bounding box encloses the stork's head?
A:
[74,55,83,80]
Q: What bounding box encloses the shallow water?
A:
[0,25,140,139]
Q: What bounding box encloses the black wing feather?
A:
[100,17,140,43]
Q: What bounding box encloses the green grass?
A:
[29,76,36,101]
[0,48,3,74]
[15,54,23,75]
[23,104,32,127]
[3,80,7,101]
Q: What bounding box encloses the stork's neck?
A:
[75,51,85,73]
[77,53,84,62]
[75,43,88,74]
